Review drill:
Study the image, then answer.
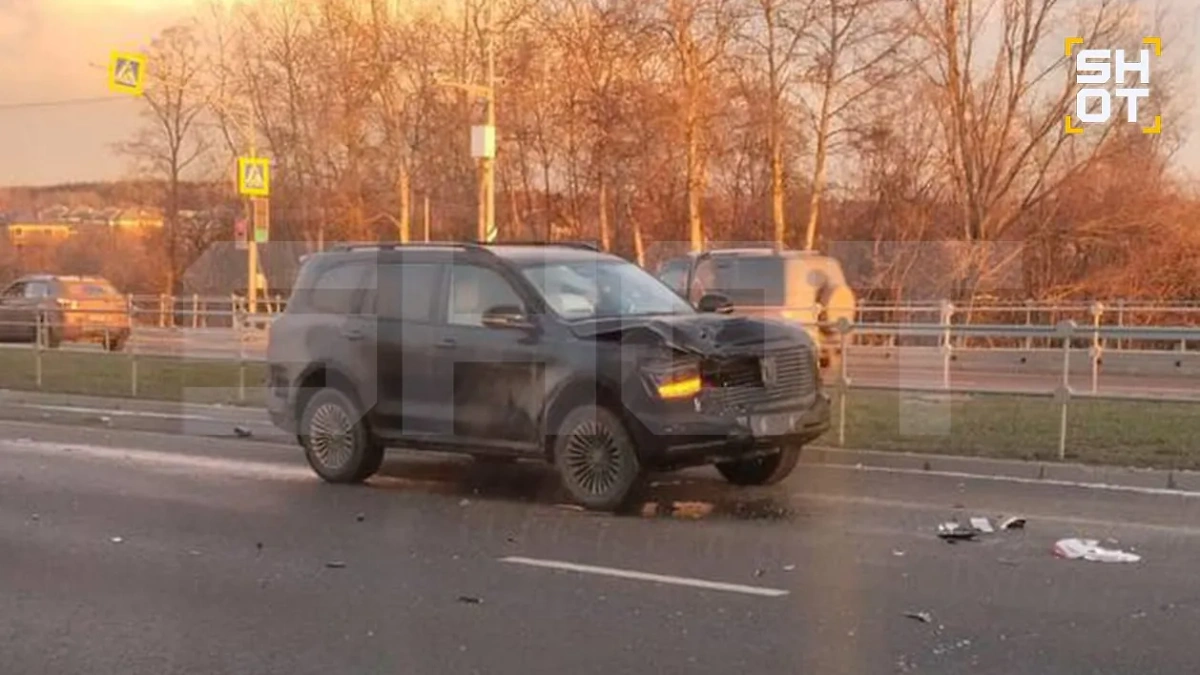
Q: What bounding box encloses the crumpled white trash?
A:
[1053,538,1141,563]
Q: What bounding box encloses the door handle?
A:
[437,338,457,349]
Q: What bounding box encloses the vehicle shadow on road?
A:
[367,453,807,522]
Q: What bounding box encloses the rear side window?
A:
[305,262,369,315]
[373,263,442,322]
[697,257,785,306]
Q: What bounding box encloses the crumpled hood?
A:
[569,313,810,355]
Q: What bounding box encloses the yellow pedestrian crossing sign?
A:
[237,157,270,197]
[108,51,146,96]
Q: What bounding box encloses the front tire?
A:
[553,405,642,511]
[716,446,802,486]
[299,388,383,484]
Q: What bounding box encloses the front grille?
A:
[701,346,815,413]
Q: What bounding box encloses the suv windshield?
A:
[521,259,694,320]
[700,257,786,306]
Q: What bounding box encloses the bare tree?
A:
[657,0,741,251]
[119,24,212,294]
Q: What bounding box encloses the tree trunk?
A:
[398,166,411,243]
[598,180,610,251]
[804,84,833,251]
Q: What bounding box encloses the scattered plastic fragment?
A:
[671,501,713,519]
[904,611,932,624]
[233,426,252,438]
[555,504,585,512]
[969,517,995,534]
[459,498,471,507]
[30,513,38,521]
[937,522,976,541]
[999,517,1026,530]
[1053,538,1141,563]
[892,550,907,557]
[110,536,123,544]
[782,564,796,571]
[325,561,347,569]
[457,595,482,605]
[355,513,366,522]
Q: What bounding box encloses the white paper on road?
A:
[1053,538,1141,563]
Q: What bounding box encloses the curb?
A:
[803,445,1200,494]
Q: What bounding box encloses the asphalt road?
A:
[4,407,1200,674]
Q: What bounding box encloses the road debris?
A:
[892,550,907,557]
[355,512,366,522]
[782,564,796,571]
[554,504,585,512]
[30,513,38,521]
[325,561,347,569]
[98,416,112,426]
[937,521,977,541]
[109,536,123,544]
[904,611,933,624]
[969,517,995,534]
[456,595,482,605]
[458,498,471,507]
[671,501,713,519]
[1053,538,1141,563]
[233,426,252,438]
[999,516,1027,530]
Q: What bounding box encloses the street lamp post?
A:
[439,0,497,243]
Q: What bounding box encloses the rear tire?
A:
[716,446,802,486]
[299,388,383,484]
[553,405,642,511]
[103,330,129,352]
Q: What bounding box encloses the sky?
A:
[0,0,1198,187]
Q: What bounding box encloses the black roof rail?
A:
[328,241,486,253]
[475,240,601,251]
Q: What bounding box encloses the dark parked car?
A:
[655,248,856,372]
[267,242,830,510]
[0,274,130,350]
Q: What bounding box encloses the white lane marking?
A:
[13,404,224,422]
[499,556,789,598]
[819,461,1200,498]
[0,439,310,481]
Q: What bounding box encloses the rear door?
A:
[363,258,447,438]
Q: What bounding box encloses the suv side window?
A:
[308,262,369,315]
[374,262,442,322]
[24,281,50,299]
[2,282,25,298]
[447,264,524,327]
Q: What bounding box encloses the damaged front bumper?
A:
[632,392,832,470]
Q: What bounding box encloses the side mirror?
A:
[697,293,734,314]
[481,304,533,330]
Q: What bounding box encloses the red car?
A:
[0,274,131,350]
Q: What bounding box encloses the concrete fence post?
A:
[1089,302,1104,394]
[1056,320,1076,461]
[939,300,954,390]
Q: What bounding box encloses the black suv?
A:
[267,242,830,510]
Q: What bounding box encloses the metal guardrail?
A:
[819,318,1200,460]
[3,306,1199,458]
